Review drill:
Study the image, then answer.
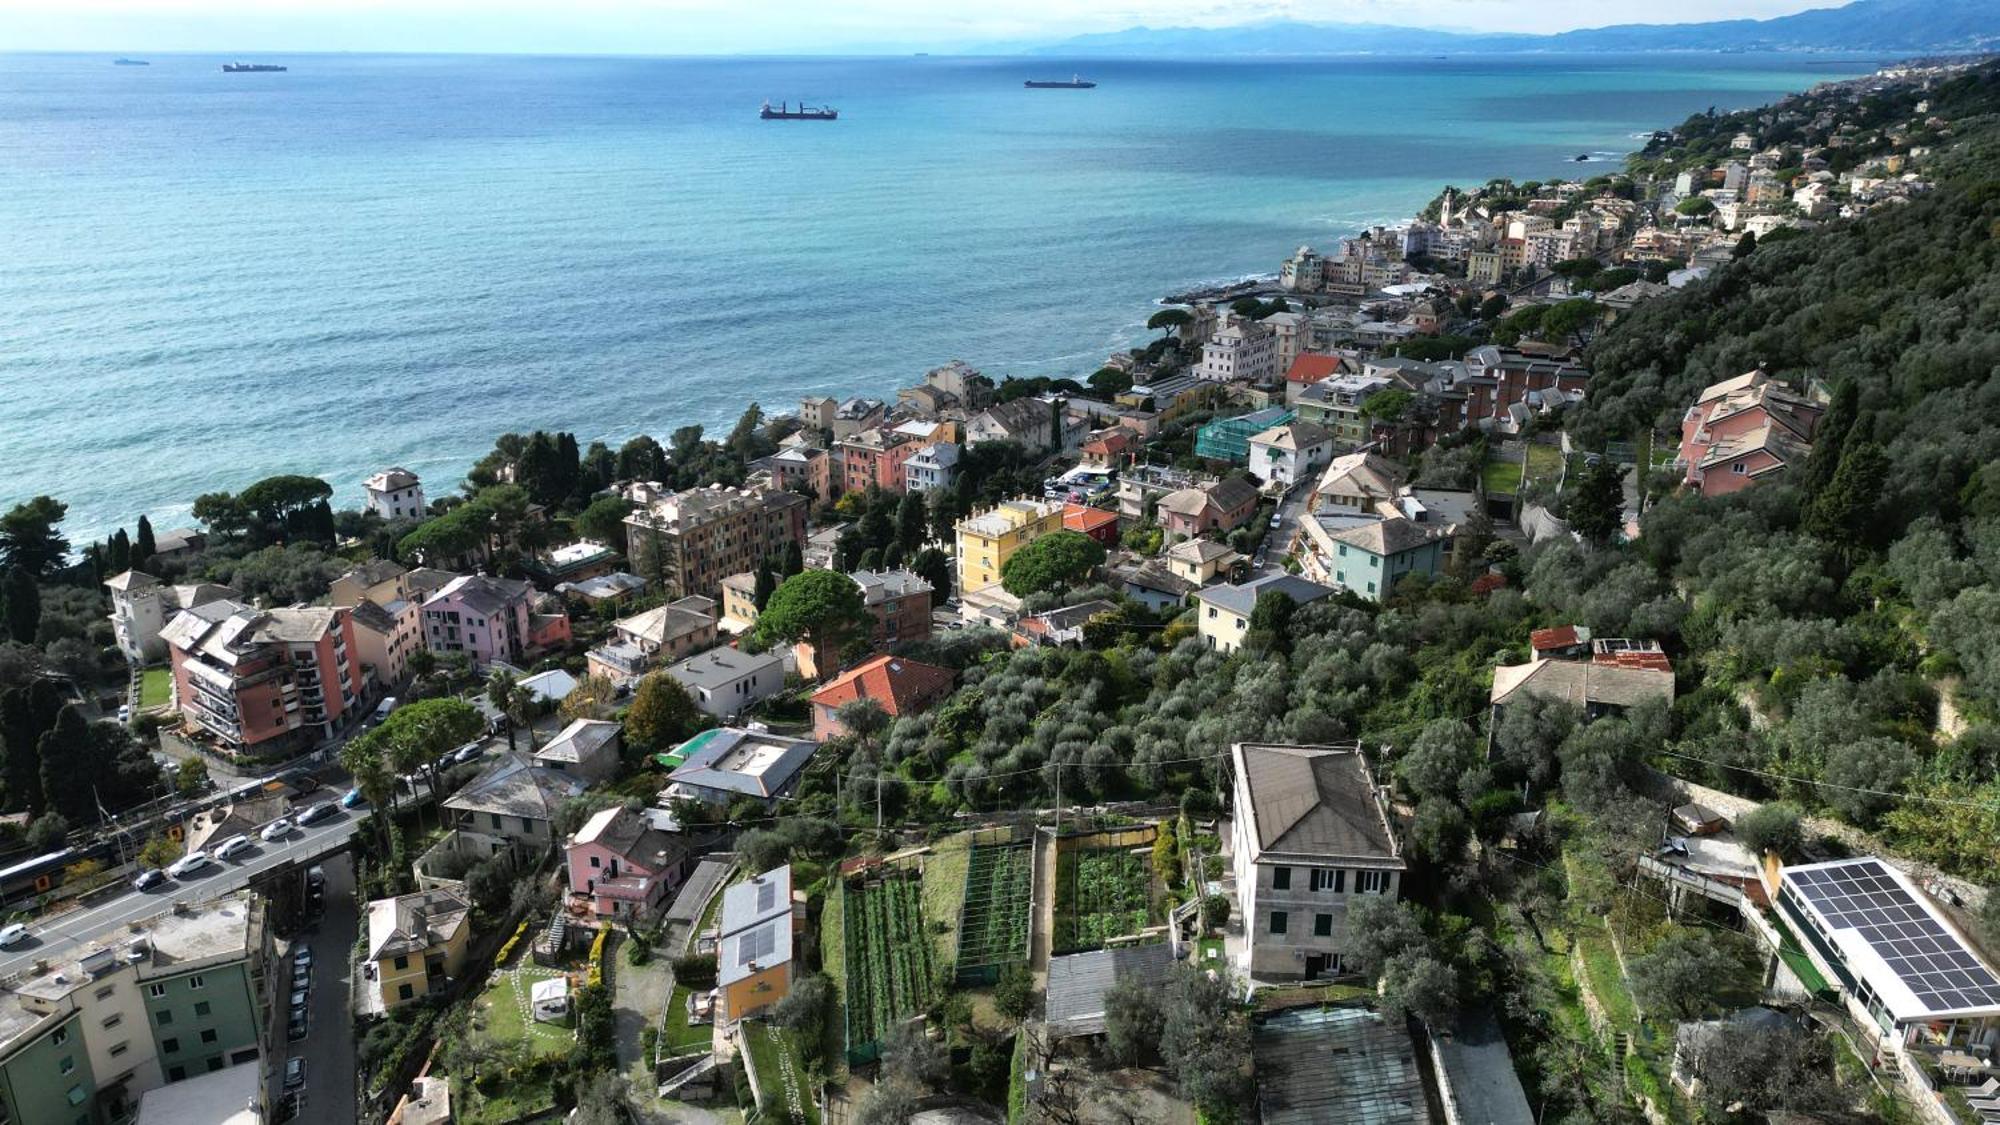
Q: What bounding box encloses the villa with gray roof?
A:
[1194,574,1337,654]
[1298,510,1453,603]
[442,753,588,857]
[1230,742,1404,981]
[103,570,241,664]
[665,646,786,720]
[660,727,817,808]
[533,717,623,783]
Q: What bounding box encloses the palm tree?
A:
[486,669,521,752]
[340,731,397,854]
[504,678,542,752]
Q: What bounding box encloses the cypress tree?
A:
[1800,381,1858,501]
[1,567,38,646]
[134,515,156,565]
[782,541,804,577]
[37,706,95,823]
[107,528,131,574]
[753,559,778,611]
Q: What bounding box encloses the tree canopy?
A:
[999,530,1105,598]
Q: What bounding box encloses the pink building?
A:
[161,600,362,759]
[836,429,918,496]
[565,806,691,921]
[1678,370,1824,497]
[1157,477,1260,540]
[421,575,539,668]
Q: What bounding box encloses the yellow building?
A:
[718,866,803,1021]
[954,498,1066,595]
[366,887,472,1010]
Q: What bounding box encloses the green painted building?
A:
[0,1011,96,1125]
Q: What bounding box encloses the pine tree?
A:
[1561,457,1625,547]
[781,541,804,577]
[753,558,778,610]
[896,491,928,553]
[134,515,156,566]
[1,567,38,646]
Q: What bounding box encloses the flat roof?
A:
[135,1059,261,1125]
[1782,858,2000,1023]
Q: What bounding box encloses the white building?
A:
[1230,743,1405,981]
[903,442,962,493]
[1246,421,1334,488]
[1197,319,1280,384]
[665,647,787,720]
[103,571,240,664]
[363,468,426,522]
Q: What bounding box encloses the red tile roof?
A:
[1286,354,1343,385]
[1063,503,1120,537]
[1530,625,1584,652]
[810,654,955,718]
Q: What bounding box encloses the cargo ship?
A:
[760,100,837,120]
[113,58,150,66]
[222,63,288,72]
[1024,75,1095,89]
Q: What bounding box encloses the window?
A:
[398,983,415,1001]
[52,1027,69,1046]
[188,975,204,990]
[200,1029,218,1045]
[110,1041,129,1058]
[67,1085,86,1107]
[1269,911,1289,935]
[167,1066,186,1082]
[102,1013,122,1030]
[193,1001,210,1018]
[1731,461,1746,474]
[156,1010,173,1026]
[1357,870,1390,894]
[95,986,116,1002]
[1310,868,1342,892]
[1314,913,1334,937]
[59,1056,74,1075]
[148,984,167,999]
[589,856,601,869]
[490,813,502,830]
[163,1037,180,1053]
[394,955,409,971]
[1272,867,1291,891]
[207,1057,224,1073]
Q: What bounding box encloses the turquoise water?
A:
[0,52,1874,541]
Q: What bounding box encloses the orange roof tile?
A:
[1286,354,1343,385]
[810,655,955,718]
[1062,504,1119,536]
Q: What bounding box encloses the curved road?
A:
[0,810,360,979]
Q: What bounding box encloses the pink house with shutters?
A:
[564,805,691,921]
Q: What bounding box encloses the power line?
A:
[1653,747,2000,813]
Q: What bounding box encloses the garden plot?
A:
[954,840,1033,985]
[1053,844,1156,954]
[840,866,939,1064]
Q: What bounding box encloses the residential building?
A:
[1118,373,1217,424]
[1156,477,1260,540]
[1677,369,1825,497]
[1264,310,1308,374]
[1193,407,1294,464]
[104,571,240,665]
[1283,353,1347,404]
[798,395,837,433]
[1120,561,1196,614]
[1061,503,1120,547]
[418,574,538,669]
[917,359,993,409]
[1280,244,1326,291]
[624,485,810,602]
[717,866,804,1020]
[1775,858,2000,1056]
[1230,743,1405,980]
[1198,318,1280,384]
[565,806,692,922]
[363,467,426,521]
[851,569,933,649]
[557,571,648,607]
[1161,538,1241,588]
[162,601,361,758]
[810,655,955,740]
[1298,513,1452,602]
[533,718,623,784]
[146,527,206,563]
[528,540,619,587]
[967,397,1060,453]
[1488,659,1675,724]
[1313,452,1407,513]
[366,887,472,1009]
[665,647,786,720]
[0,891,272,1124]
[441,754,589,858]
[719,572,760,633]
[1014,599,1119,648]
[955,498,1065,595]
[902,442,961,493]
[329,560,423,690]
[1294,374,1394,447]
[831,397,887,441]
[1194,574,1336,655]
[836,428,919,495]
[1246,421,1334,487]
[661,727,817,809]
[1456,345,1591,430]
[585,595,720,684]
[768,445,832,499]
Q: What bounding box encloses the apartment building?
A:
[623,486,810,602]
[362,467,426,522]
[366,887,472,1010]
[1197,319,1280,384]
[851,569,933,648]
[0,892,272,1125]
[328,560,424,689]
[585,595,719,684]
[954,498,1065,595]
[419,574,538,669]
[1678,369,1825,497]
[162,601,361,758]
[836,428,919,496]
[103,572,240,665]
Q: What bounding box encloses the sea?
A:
[0,51,1878,543]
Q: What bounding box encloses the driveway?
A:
[1252,483,1313,575]
[275,853,358,1125]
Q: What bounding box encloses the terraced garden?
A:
[1053,846,1154,954]
[840,868,939,1064]
[954,841,1032,985]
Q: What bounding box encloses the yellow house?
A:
[366,887,472,1010]
[718,865,804,1021]
[955,498,1065,595]
[1163,538,1241,588]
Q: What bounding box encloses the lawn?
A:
[742,1020,820,1125]
[921,833,972,968]
[818,886,849,1079]
[139,667,172,708]
[1525,443,1565,482]
[1482,458,1524,495]
[475,965,576,1059]
[663,985,714,1054]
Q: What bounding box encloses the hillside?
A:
[1032,0,2000,56]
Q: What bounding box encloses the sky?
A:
[0,0,1850,55]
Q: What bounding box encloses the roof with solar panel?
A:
[1779,858,2000,1022]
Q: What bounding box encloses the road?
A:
[0,808,361,979]
[278,853,358,1125]
[1252,482,1314,575]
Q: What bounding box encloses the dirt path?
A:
[1031,829,1054,989]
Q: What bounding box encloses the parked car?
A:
[274,1091,303,1123]
[286,1013,308,1042]
[132,869,168,892]
[305,865,326,893]
[213,835,252,860]
[293,946,314,973]
[340,787,365,809]
[0,924,28,948]
[116,704,131,723]
[289,986,309,1010]
[284,1057,307,1089]
[260,818,293,842]
[296,802,336,825]
[453,743,484,765]
[167,851,211,878]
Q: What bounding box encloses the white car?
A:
[261,819,293,842]
[213,835,253,861]
[167,851,212,878]
[297,802,337,825]
[0,924,27,948]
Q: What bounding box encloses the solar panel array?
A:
[1790,861,2000,1014]
[757,880,778,913]
[736,921,778,968]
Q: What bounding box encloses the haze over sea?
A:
[0,52,1874,541]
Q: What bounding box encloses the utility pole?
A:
[1053,761,1062,839]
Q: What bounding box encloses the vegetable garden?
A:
[953,840,1033,985]
[1053,844,1156,954]
[840,866,939,1064]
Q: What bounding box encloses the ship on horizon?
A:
[222,62,288,73]
[760,100,838,121]
[113,58,150,66]
[1024,75,1096,89]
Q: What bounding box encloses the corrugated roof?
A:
[1254,1006,1426,1125]
[1045,944,1174,1038]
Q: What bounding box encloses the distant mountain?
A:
[1031,0,2000,56]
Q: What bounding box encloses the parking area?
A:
[272,853,358,1124]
